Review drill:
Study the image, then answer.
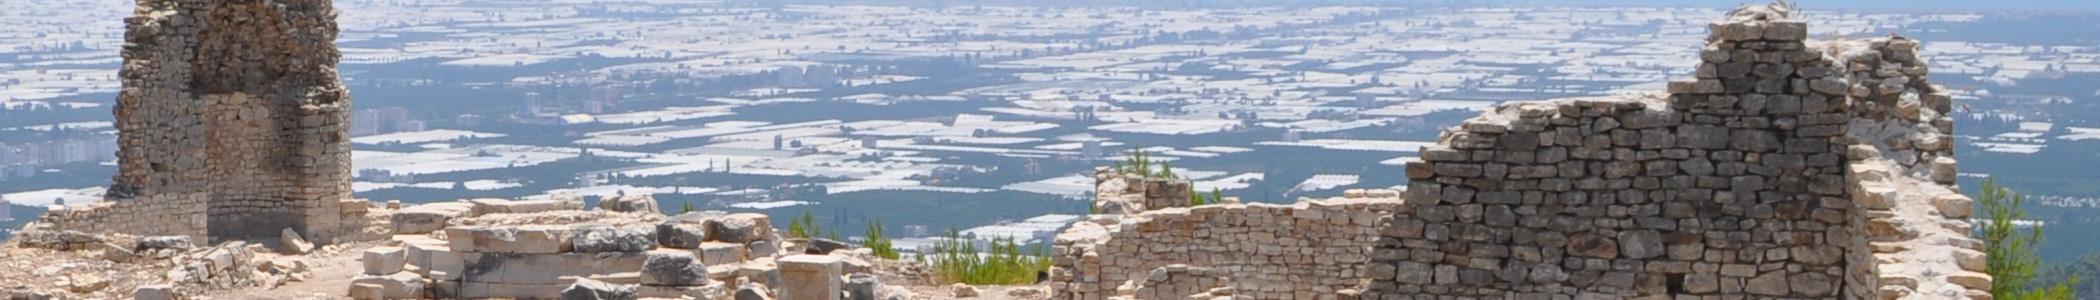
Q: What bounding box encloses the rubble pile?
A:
[3,231,316,300]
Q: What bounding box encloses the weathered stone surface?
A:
[778,255,844,300]
[571,225,657,253]
[640,250,709,286]
[655,222,707,249]
[707,213,773,243]
[801,238,855,255]
[474,198,581,216]
[560,278,639,300]
[597,194,661,214]
[132,285,179,300]
[281,228,314,254]
[395,202,474,234]
[361,246,407,275]
[137,236,193,251]
[845,273,883,300]
[350,272,426,300]
[1746,271,1789,296]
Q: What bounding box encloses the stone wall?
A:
[36,193,209,242]
[1829,32,1991,300]
[1050,178,1402,300]
[1361,3,1987,300]
[76,0,353,242]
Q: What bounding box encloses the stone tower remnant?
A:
[39,0,353,243]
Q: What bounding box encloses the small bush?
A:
[865,219,900,260]
[926,229,1052,285]
[788,211,822,239]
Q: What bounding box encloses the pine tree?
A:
[1978,177,2078,300]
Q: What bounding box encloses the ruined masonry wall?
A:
[1051,193,1402,300]
[1364,4,1987,300]
[36,193,208,242]
[47,0,354,242]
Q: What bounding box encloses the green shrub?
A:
[1977,177,2078,300]
[926,229,1052,285]
[865,219,899,260]
[788,211,822,239]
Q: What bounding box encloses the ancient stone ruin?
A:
[34,0,357,243]
[355,194,914,300]
[1054,3,1988,300]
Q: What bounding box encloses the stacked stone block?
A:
[1130,265,1234,300]
[1089,167,1198,215]
[1362,3,1986,300]
[364,198,804,299]
[53,0,355,243]
[1052,194,1401,300]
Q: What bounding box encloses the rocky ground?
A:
[2,232,1053,300]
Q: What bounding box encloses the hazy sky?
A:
[1494,0,2100,11]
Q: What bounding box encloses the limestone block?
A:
[470,225,574,254]
[349,283,384,300]
[1616,230,1664,259]
[638,284,724,299]
[1746,271,1789,296]
[421,245,465,281]
[572,225,658,253]
[740,257,783,287]
[473,198,577,216]
[561,277,640,300]
[801,238,855,256]
[350,272,427,300]
[132,285,179,300]
[777,255,844,300]
[1949,271,1993,290]
[598,194,662,214]
[445,227,476,252]
[281,227,314,254]
[748,239,781,259]
[362,246,407,275]
[707,213,773,243]
[341,199,372,215]
[395,202,473,234]
[656,221,708,249]
[845,274,883,300]
[137,236,194,251]
[737,284,775,300]
[641,250,710,286]
[699,242,749,264]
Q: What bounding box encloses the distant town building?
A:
[591,85,622,105]
[396,120,426,132]
[0,198,11,222]
[1282,130,1303,142]
[1082,140,1103,159]
[583,100,605,114]
[902,225,929,238]
[523,92,541,116]
[456,114,484,126]
[773,135,785,150]
[860,136,878,149]
[1356,93,1376,108]
[352,107,412,135]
